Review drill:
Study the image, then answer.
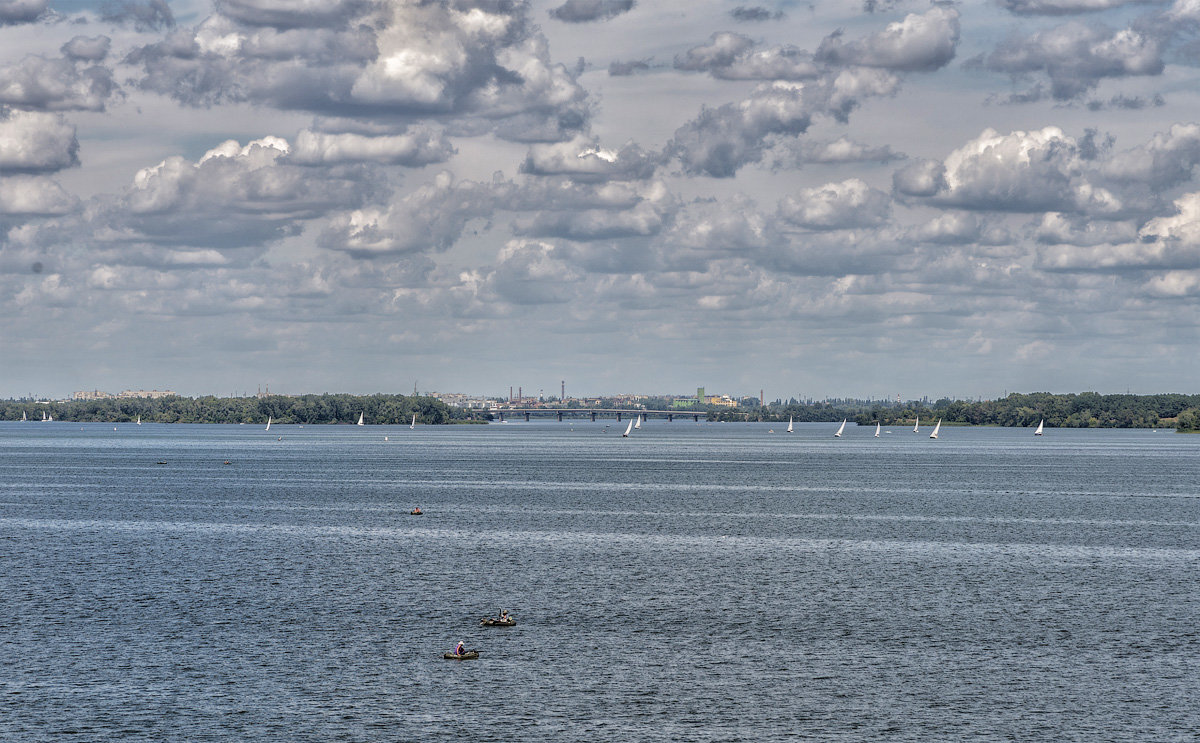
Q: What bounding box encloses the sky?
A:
[4,0,1200,401]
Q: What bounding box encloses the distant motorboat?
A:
[834,419,846,438]
[875,421,880,438]
[786,417,793,433]
[357,412,364,426]
[622,418,634,437]
[929,419,942,439]
[1034,419,1044,436]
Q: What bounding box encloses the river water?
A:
[2,421,1197,741]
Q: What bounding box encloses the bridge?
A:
[492,408,703,423]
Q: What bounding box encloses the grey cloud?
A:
[893,158,946,196]
[676,33,818,81]
[608,59,650,76]
[998,0,1159,15]
[1033,212,1139,245]
[0,54,118,111]
[1101,123,1200,190]
[61,36,111,63]
[127,2,591,143]
[986,21,1164,100]
[549,0,635,23]
[0,175,76,214]
[0,0,47,26]
[512,202,665,241]
[669,73,898,178]
[768,136,902,169]
[777,178,892,230]
[289,127,455,166]
[100,0,175,31]
[214,0,368,29]
[0,110,79,172]
[519,139,660,182]
[815,6,960,72]
[731,6,786,22]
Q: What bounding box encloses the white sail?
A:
[929,419,941,439]
[913,416,919,433]
[356,412,364,426]
[1034,419,1044,436]
[634,414,642,430]
[136,415,141,425]
[622,417,634,437]
[834,419,846,437]
[265,416,271,431]
[786,417,793,433]
[875,421,880,438]
[411,414,416,429]
[42,411,47,422]
[21,410,26,421]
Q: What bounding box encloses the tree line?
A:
[0,394,479,425]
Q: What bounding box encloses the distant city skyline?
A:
[5,2,1200,400]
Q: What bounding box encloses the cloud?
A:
[669,72,898,177]
[289,126,455,166]
[815,6,960,72]
[675,32,818,81]
[0,109,79,172]
[730,6,786,22]
[548,0,636,23]
[0,0,47,26]
[778,178,892,230]
[895,127,1122,215]
[61,36,112,63]
[985,21,1164,100]
[768,136,903,169]
[100,0,175,31]
[126,1,590,142]
[518,137,660,182]
[1101,123,1200,191]
[0,175,76,214]
[0,53,118,111]
[608,58,650,76]
[998,0,1158,15]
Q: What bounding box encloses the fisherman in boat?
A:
[454,640,466,657]
[411,506,422,515]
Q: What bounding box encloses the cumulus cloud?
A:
[675,33,818,81]
[100,0,175,31]
[731,6,785,22]
[0,53,118,111]
[998,0,1157,15]
[519,138,660,182]
[548,0,635,23]
[608,58,650,76]
[289,126,455,166]
[815,6,960,72]
[896,127,1122,215]
[0,109,78,172]
[126,1,590,142]
[768,136,902,169]
[0,175,76,214]
[61,37,111,63]
[778,178,892,230]
[1101,123,1200,190]
[0,0,47,26]
[985,21,1164,100]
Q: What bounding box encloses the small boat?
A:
[265,416,271,431]
[444,650,479,660]
[929,419,941,439]
[874,421,880,438]
[786,417,793,433]
[357,412,364,426]
[223,460,232,465]
[156,461,167,465]
[622,418,634,437]
[1034,419,1044,436]
[480,617,515,627]
[21,410,26,421]
[913,416,919,433]
[410,414,416,429]
[136,415,141,425]
[410,507,423,515]
[834,419,846,437]
[634,415,642,430]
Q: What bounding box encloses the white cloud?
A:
[0,109,77,172]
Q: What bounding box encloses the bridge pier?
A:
[668,413,673,422]
[557,411,563,421]
[693,414,700,422]
[616,412,622,422]
[498,412,504,422]
[524,412,530,422]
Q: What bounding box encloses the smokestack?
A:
[519,386,522,403]
[561,380,565,402]
[510,386,513,402]
[760,389,764,407]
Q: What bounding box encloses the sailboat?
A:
[410,414,416,429]
[913,416,919,433]
[622,417,634,437]
[634,414,642,430]
[929,419,941,439]
[786,417,793,433]
[874,421,881,438]
[265,416,271,431]
[41,410,47,422]
[834,419,846,437]
[356,412,364,426]
[21,410,26,421]
[136,415,141,425]
[1034,419,1044,436]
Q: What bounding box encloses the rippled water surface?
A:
[2,421,1198,741]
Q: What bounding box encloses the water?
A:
[2,421,1198,741]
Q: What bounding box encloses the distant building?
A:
[117,390,175,399]
[73,389,112,401]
